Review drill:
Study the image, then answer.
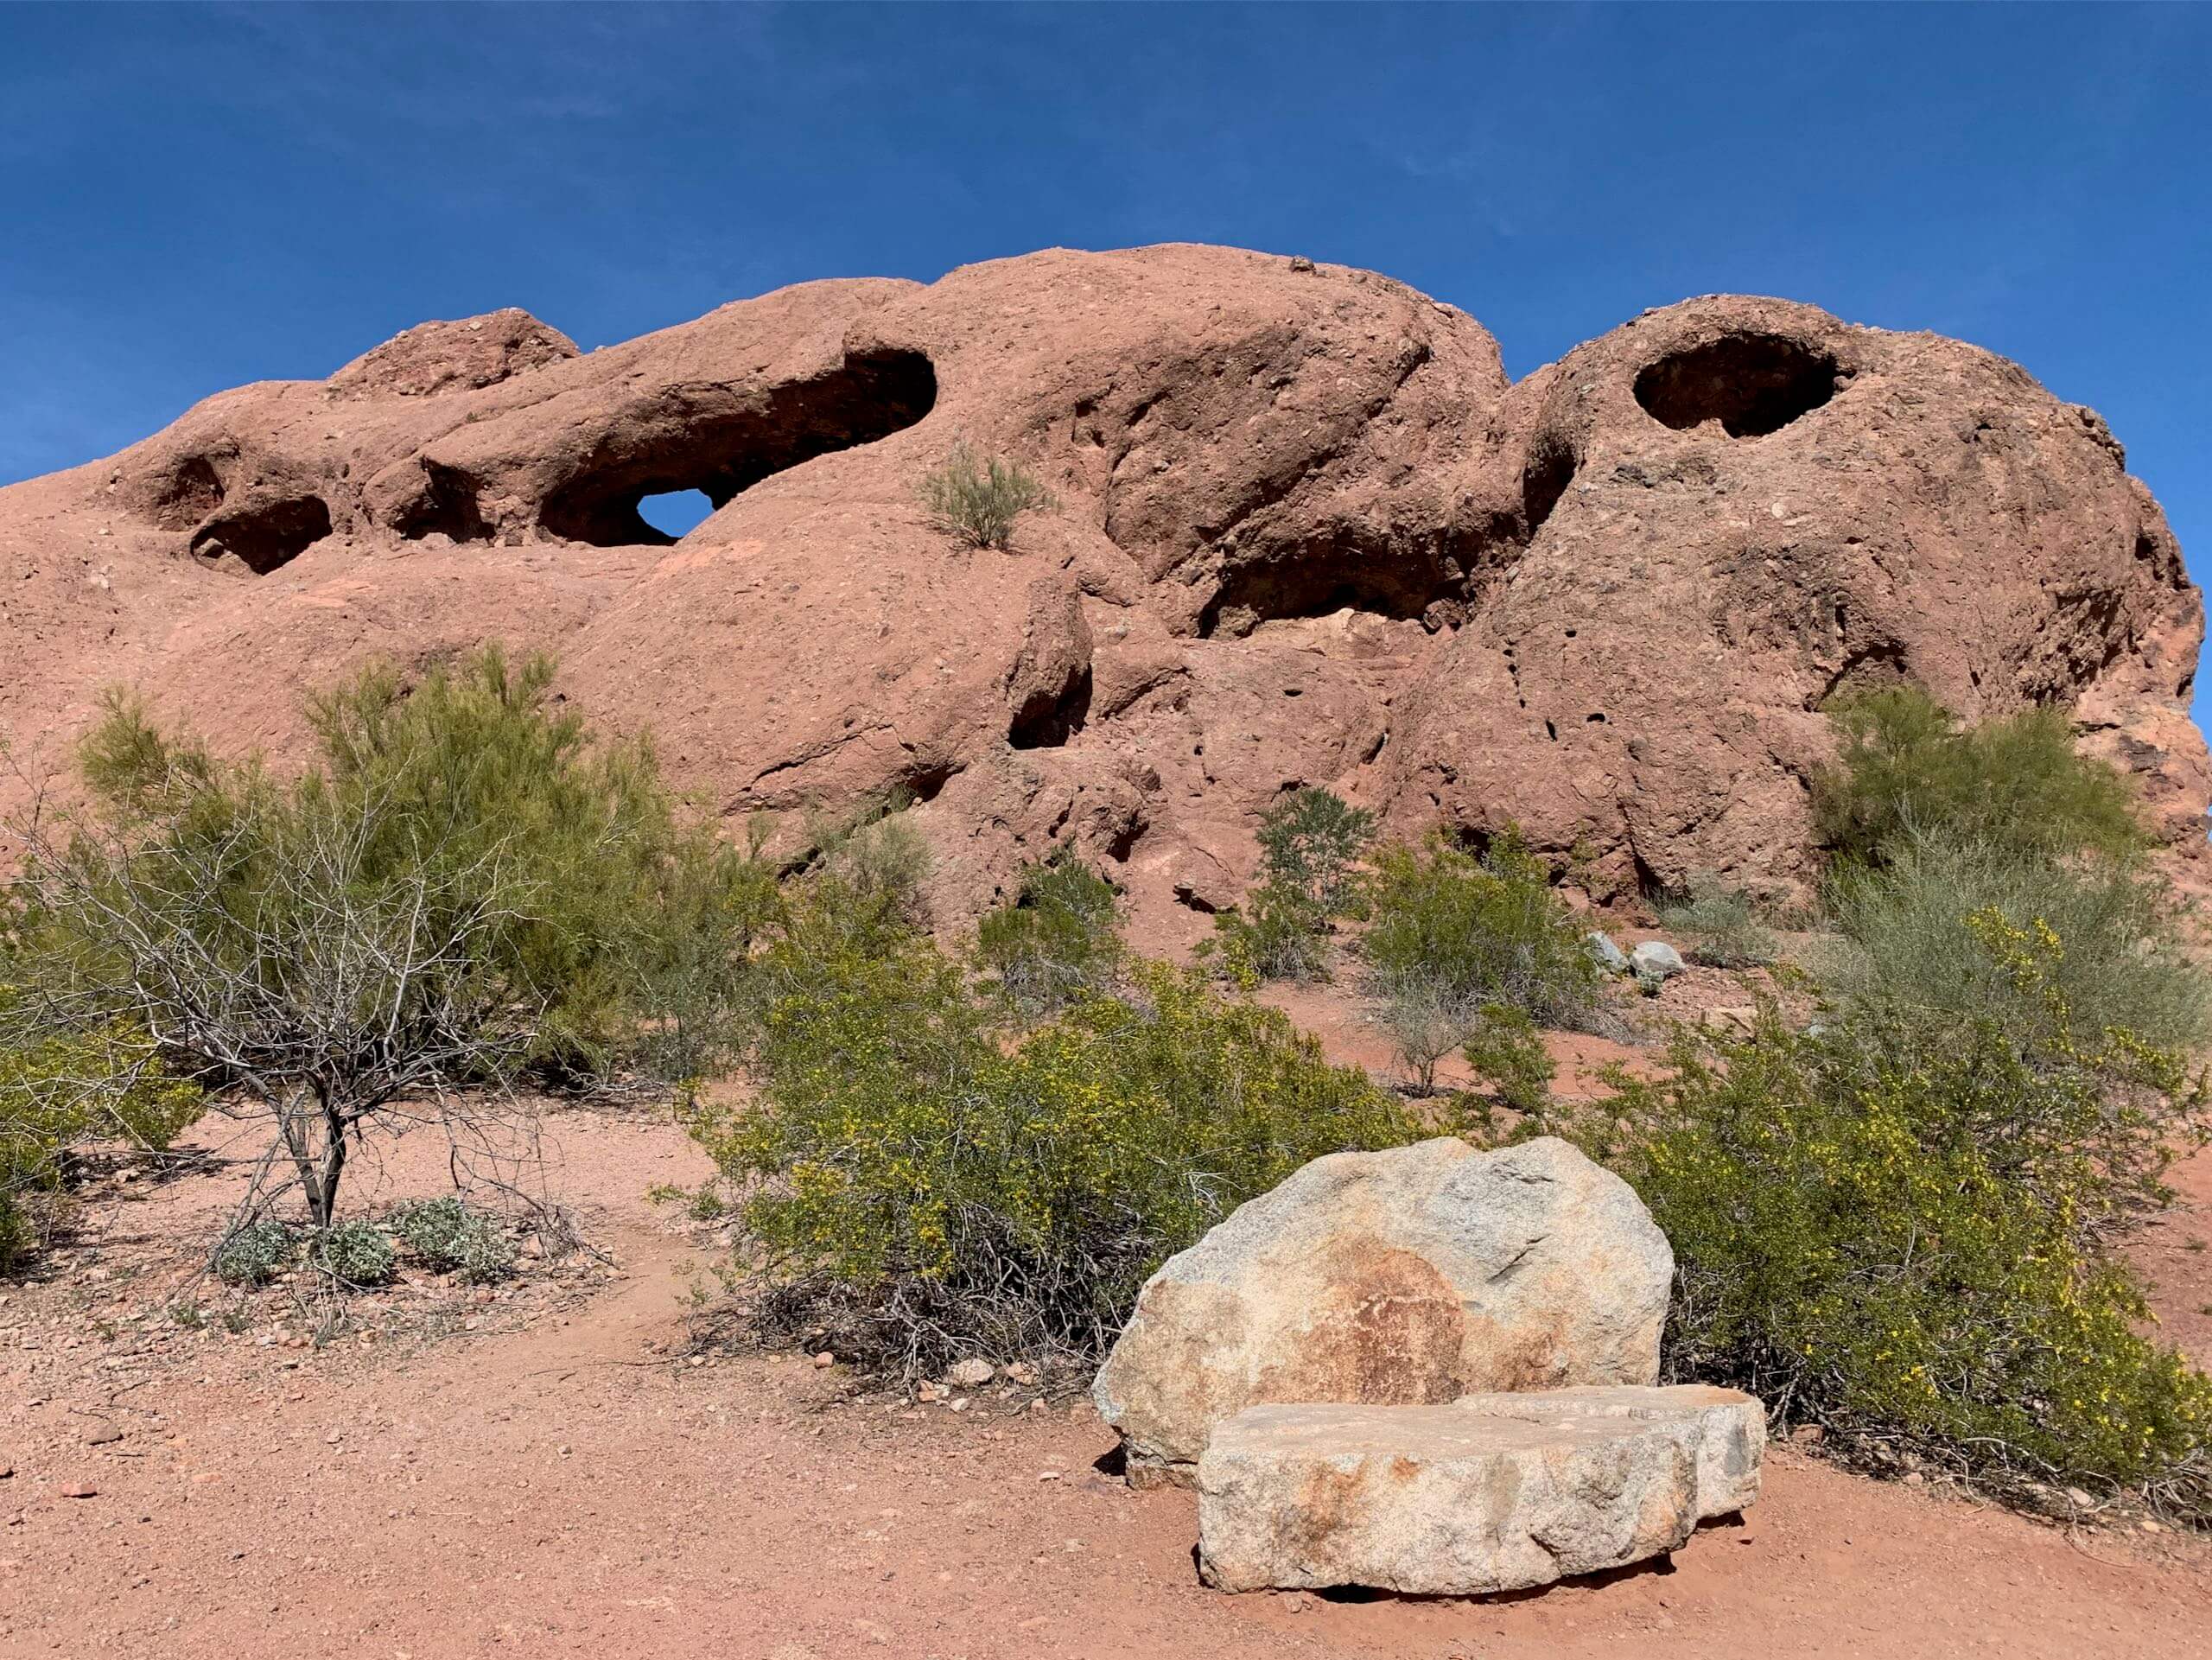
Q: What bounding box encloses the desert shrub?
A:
[0,992,203,1274]
[1811,684,2142,868]
[1655,871,1777,969]
[691,948,1411,1378]
[1256,787,1376,916]
[315,1219,396,1287]
[1363,831,1599,1029]
[807,792,931,931]
[1376,972,1475,1095]
[1558,919,2212,1517]
[976,854,1122,1019]
[917,441,1055,550]
[213,1220,297,1286]
[1822,832,2212,1065]
[390,1197,516,1282]
[10,647,767,1228]
[1206,883,1331,986]
[1462,1004,1554,1115]
[1206,787,1375,986]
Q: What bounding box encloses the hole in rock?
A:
[188,495,333,575]
[1009,667,1093,751]
[637,490,715,539]
[1197,542,1476,640]
[538,347,938,547]
[391,461,491,543]
[1520,436,1577,537]
[1633,334,1843,438]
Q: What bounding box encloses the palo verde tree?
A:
[10,646,768,1230]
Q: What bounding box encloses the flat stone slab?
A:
[1452,1384,1765,1520]
[1197,1386,1764,1596]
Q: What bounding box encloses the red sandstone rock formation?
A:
[1,245,2200,919]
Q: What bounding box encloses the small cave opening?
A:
[1009,667,1094,750]
[188,494,333,576]
[637,489,715,540]
[537,347,938,547]
[1196,541,1470,639]
[390,461,491,543]
[1633,334,1844,438]
[1520,435,1577,537]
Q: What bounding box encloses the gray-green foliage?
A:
[315,1219,397,1287]
[1209,788,1376,985]
[917,442,1055,550]
[14,646,773,1226]
[1656,871,1778,970]
[1811,684,2143,869]
[214,1220,296,1286]
[1821,832,2212,1063]
[1256,787,1377,917]
[390,1197,516,1282]
[1363,831,1600,1029]
[1462,1003,1554,1114]
[976,854,1122,1019]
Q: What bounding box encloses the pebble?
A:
[58,1482,97,1499]
[812,1352,835,1369]
[84,1423,123,1447]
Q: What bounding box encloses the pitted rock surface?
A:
[1092,1136,1672,1486]
[2,245,2201,915]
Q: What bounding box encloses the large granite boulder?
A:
[1093,1136,1673,1486]
[1196,1386,1764,1595]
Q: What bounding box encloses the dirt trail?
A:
[3,1110,2210,1656]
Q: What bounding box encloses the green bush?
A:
[1255,787,1376,917]
[1206,883,1332,986]
[1811,684,2142,868]
[1363,831,1599,1029]
[1822,832,2212,1065]
[315,1219,397,1287]
[15,646,769,1226]
[976,854,1122,1019]
[1656,871,1777,970]
[690,947,1411,1378]
[1556,918,2212,1517]
[1206,787,1375,986]
[0,994,203,1274]
[1462,1004,1554,1115]
[214,1220,297,1286]
[807,792,932,932]
[917,442,1055,550]
[390,1197,516,1282]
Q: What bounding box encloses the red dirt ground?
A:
[3,1039,2209,1656]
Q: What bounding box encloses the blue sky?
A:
[5,3,2209,719]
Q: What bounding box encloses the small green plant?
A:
[1206,788,1375,986]
[690,946,1412,1378]
[0,995,203,1274]
[917,441,1056,550]
[976,853,1122,1019]
[1256,787,1376,916]
[1363,830,1599,1029]
[315,1219,397,1287]
[1811,684,2142,868]
[390,1197,516,1282]
[1462,1004,1554,1115]
[1656,871,1777,970]
[213,1220,297,1287]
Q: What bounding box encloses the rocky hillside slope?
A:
[2,244,2202,916]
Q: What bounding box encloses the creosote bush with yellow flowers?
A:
[1542,911,2212,1519]
[685,881,1411,1381]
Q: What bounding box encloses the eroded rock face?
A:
[0,247,2201,913]
[1196,1390,1762,1594]
[1091,1136,1672,1487]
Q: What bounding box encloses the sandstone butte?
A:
[2,243,2202,920]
